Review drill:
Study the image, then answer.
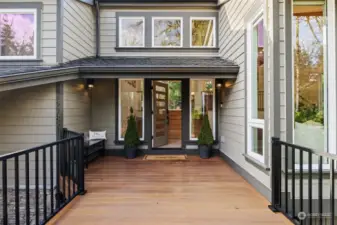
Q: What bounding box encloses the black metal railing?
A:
[0,134,85,225]
[270,137,337,225]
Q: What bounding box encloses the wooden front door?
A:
[153,81,169,147]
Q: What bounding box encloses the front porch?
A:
[48,156,291,225]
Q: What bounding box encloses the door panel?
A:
[153,81,169,147]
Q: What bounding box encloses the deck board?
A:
[49,156,292,225]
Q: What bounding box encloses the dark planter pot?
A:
[199,145,211,159]
[125,146,137,159]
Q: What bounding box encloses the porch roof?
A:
[0,57,239,90]
[0,56,239,77]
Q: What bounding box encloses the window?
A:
[190,17,216,48]
[118,79,144,140]
[292,2,326,154]
[152,17,183,48]
[119,17,145,47]
[247,11,265,163]
[0,9,37,59]
[190,79,215,140]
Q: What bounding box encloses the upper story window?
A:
[119,17,145,47]
[190,17,216,48]
[0,9,37,59]
[152,17,183,48]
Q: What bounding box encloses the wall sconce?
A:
[224,80,234,88]
[216,80,223,89]
[86,79,95,89]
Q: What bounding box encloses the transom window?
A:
[152,17,183,48]
[118,17,145,47]
[247,11,265,163]
[190,17,216,48]
[0,9,37,59]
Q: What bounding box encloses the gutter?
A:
[94,0,101,57]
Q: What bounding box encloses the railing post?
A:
[269,137,282,212]
[78,134,86,195]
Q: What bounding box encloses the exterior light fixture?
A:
[87,79,95,89]
[224,80,234,88]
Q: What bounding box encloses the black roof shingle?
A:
[0,56,238,77]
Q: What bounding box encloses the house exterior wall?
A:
[100,8,219,57]
[0,84,57,154]
[91,79,116,149]
[0,84,57,187]
[63,79,91,133]
[0,0,58,65]
[62,0,96,62]
[218,0,272,198]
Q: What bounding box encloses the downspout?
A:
[94,0,100,58]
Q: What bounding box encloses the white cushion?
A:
[89,130,107,140]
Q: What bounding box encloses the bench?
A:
[63,128,105,168]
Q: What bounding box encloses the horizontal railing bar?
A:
[278,139,337,160]
[278,140,316,154]
[0,135,83,161]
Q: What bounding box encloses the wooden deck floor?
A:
[50,156,291,225]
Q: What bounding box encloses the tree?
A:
[0,14,15,56]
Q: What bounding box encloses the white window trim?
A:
[189,79,216,141]
[118,17,145,48]
[190,17,216,48]
[118,79,145,141]
[152,17,183,48]
[246,9,265,163]
[0,8,37,60]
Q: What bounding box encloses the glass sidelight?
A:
[190,79,215,140]
[118,79,144,140]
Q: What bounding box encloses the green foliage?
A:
[295,104,324,124]
[124,107,140,148]
[197,114,214,146]
[168,81,181,109]
[192,109,202,120]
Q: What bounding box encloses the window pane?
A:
[168,81,181,110]
[251,19,264,119]
[119,80,143,139]
[119,18,144,47]
[190,80,214,139]
[293,4,325,152]
[191,19,215,47]
[0,13,35,56]
[251,127,263,156]
[153,18,182,47]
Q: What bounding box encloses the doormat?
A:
[143,155,187,161]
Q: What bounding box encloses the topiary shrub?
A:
[124,107,140,148]
[197,114,214,146]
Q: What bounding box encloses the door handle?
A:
[166,109,169,125]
